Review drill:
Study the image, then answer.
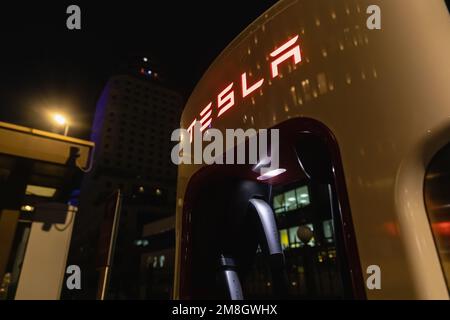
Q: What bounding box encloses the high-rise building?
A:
[68,59,183,299]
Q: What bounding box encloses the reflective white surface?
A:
[175,0,450,299]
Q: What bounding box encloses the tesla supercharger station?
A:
[177,120,364,299]
[174,0,450,300]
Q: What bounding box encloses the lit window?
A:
[285,189,297,211]
[272,185,310,215]
[323,219,335,243]
[284,224,316,248]
[21,205,34,212]
[296,185,310,207]
[279,229,289,250]
[25,185,57,198]
[273,194,285,214]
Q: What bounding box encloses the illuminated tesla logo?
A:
[187,35,302,142]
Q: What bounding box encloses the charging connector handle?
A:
[249,198,283,255]
[249,198,288,298]
[218,255,244,300]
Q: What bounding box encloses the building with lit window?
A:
[68,59,183,299]
[243,183,342,299]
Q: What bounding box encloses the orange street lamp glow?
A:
[53,114,69,136]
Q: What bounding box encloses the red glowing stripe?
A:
[200,118,212,132]
[200,102,212,117]
[270,35,301,78]
[199,102,213,132]
[217,83,235,117]
[241,72,264,98]
[187,119,196,143]
[200,110,212,123]
[186,34,303,130]
[432,221,450,237]
[270,35,299,57]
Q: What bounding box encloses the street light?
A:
[53,114,69,136]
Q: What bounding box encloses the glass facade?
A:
[273,185,310,215]
[279,224,316,249]
[243,183,346,299]
[139,248,174,299]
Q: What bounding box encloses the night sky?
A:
[0,1,449,139]
[0,1,277,138]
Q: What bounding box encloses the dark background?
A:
[0,1,449,139]
[0,1,277,138]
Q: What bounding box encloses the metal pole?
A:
[96,190,122,300]
[97,266,111,300]
[64,124,69,136]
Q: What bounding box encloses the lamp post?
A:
[53,114,69,136]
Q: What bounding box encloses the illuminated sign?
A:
[187,35,302,141]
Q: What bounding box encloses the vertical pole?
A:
[97,266,111,300]
[96,190,122,300]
